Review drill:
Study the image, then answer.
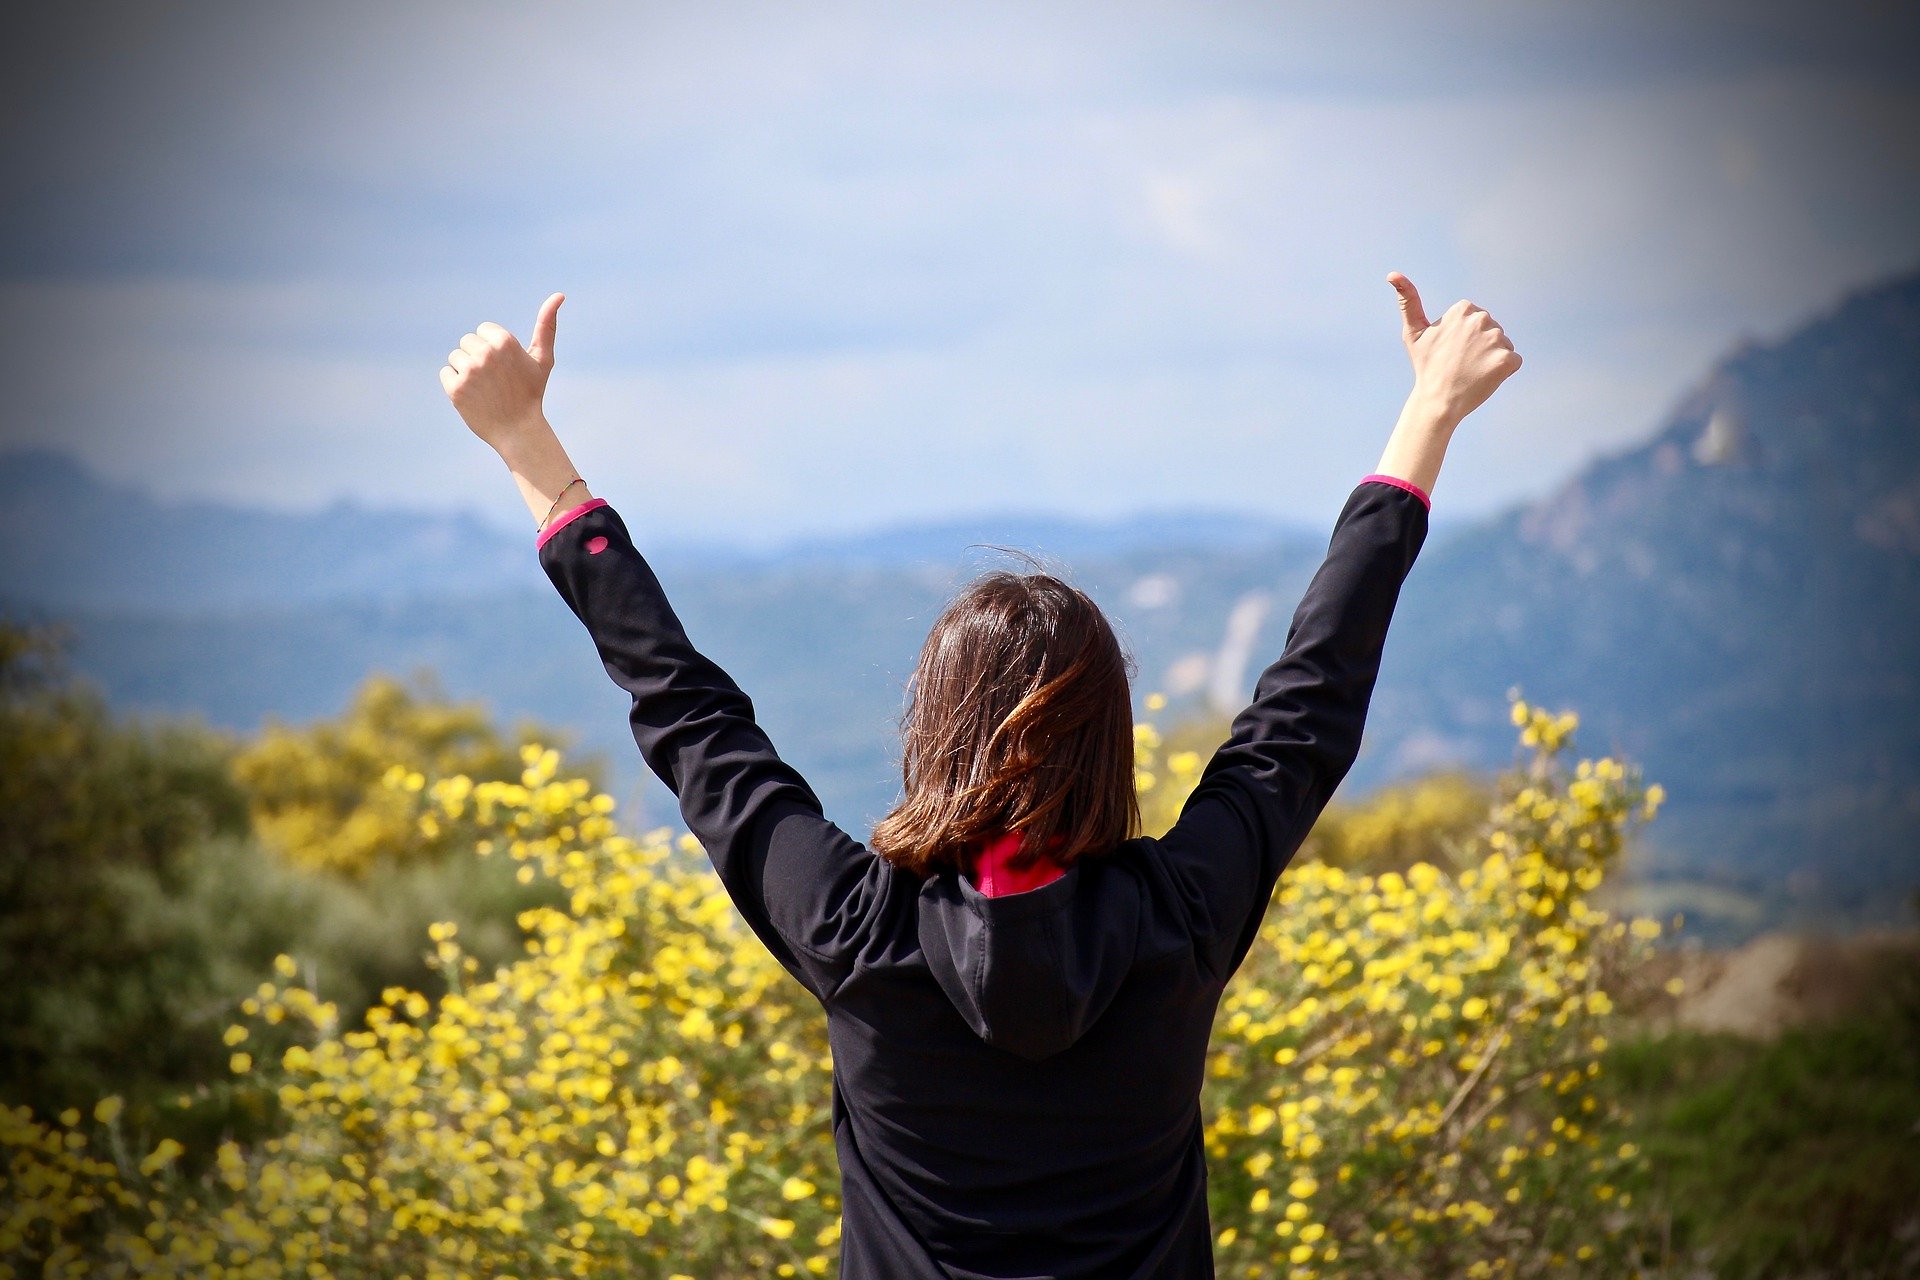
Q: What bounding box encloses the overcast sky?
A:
[4,1,1916,545]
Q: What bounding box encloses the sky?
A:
[3,1,1917,546]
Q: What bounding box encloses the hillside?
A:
[5,269,1917,938]
[0,456,1335,836]
[0,449,532,611]
[1378,269,1920,927]
[0,448,1319,610]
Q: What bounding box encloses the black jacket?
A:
[537,477,1430,1279]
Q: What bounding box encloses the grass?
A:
[1602,947,1920,1278]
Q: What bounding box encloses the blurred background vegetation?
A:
[4,617,1915,1275]
[0,623,574,1152]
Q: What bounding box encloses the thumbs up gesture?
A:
[440,292,565,450]
[1387,272,1521,428]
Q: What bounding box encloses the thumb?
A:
[528,292,564,368]
[1387,272,1429,341]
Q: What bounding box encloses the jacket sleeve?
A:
[1151,476,1429,980]
[535,499,887,1003]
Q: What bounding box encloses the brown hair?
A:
[870,569,1140,876]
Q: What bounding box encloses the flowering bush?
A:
[1183,700,1669,1277]
[2,696,1667,1279]
[231,674,562,877]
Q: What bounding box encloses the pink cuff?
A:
[1360,473,1430,510]
[536,497,609,550]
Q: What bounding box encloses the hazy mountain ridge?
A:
[0,448,1320,611]
[5,269,1918,936]
[0,449,533,611]
[4,527,1335,838]
[1376,269,1920,919]
[0,443,1341,832]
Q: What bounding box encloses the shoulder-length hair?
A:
[870,569,1140,876]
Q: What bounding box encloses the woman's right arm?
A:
[440,295,888,1004]
[1151,273,1521,981]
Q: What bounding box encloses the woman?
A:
[439,272,1520,1279]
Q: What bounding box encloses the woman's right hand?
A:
[1388,272,1522,429]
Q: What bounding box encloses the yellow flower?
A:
[139,1137,185,1176]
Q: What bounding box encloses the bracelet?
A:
[539,476,586,531]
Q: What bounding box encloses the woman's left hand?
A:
[440,292,564,452]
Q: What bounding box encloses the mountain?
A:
[0,449,532,611]
[1375,269,1920,927]
[5,269,1918,938]
[0,447,1337,833]
[0,449,1318,611]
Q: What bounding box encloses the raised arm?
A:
[1372,271,1521,498]
[439,295,888,1002]
[1153,272,1521,980]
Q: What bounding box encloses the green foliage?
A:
[0,622,249,1116]
[1602,948,1920,1279]
[0,624,565,1145]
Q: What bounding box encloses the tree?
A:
[0,621,249,1115]
[232,672,598,877]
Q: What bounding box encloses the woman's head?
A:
[871,569,1140,876]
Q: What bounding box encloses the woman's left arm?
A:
[441,298,887,1002]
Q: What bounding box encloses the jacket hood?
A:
[916,857,1142,1061]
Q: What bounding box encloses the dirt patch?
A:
[1642,928,1920,1039]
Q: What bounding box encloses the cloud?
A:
[1454,70,1920,324]
[2,2,1916,542]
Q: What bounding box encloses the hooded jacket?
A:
[536,474,1430,1279]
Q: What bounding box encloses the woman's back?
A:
[532,476,1430,1277]
[828,844,1218,1278]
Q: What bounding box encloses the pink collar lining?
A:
[970,831,1067,897]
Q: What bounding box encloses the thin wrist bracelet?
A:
[540,476,586,530]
